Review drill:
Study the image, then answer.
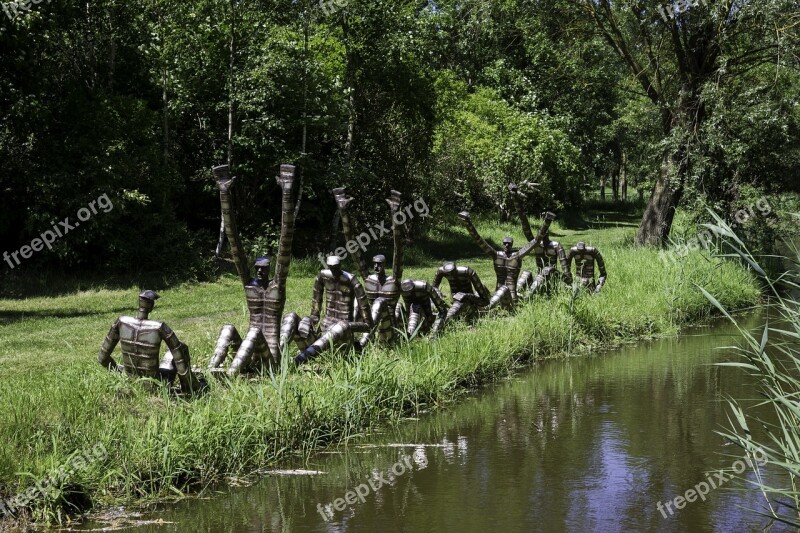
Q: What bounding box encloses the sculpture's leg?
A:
[167,343,205,395]
[228,327,268,376]
[516,270,534,295]
[279,312,301,354]
[293,316,320,351]
[486,286,512,311]
[580,277,596,292]
[406,303,423,337]
[421,301,436,335]
[439,293,483,332]
[209,325,242,369]
[158,351,177,382]
[528,267,552,296]
[362,296,394,346]
[295,321,369,365]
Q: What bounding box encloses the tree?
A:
[579,0,793,245]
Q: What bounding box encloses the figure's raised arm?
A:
[508,183,535,242]
[273,164,298,291]
[213,165,250,287]
[458,211,496,258]
[519,211,557,258]
[386,190,404,279]
[98,319,121,370]
[333,187,370,280]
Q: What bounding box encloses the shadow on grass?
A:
[0,307,129,325]
[0,270,188,300]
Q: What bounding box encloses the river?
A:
[76,312,790,532]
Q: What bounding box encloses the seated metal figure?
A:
[526,221,572,296]
[431,261,490,335]
[567,241,607,293]
[293,255,374,365]
[99,290,204,395]
[507,183,569,295]
[208,164,299,375]
[398,279,449,337]
[333,187,404,345]
[457,211,547,310]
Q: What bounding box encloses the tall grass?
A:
[699,212,800,528]
[0,216,761,526]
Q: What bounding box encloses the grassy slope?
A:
[0,214,760,524]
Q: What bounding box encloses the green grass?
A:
[0,214,761,525]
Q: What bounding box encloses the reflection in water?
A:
[76,313,792,533]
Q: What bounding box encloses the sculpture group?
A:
[98,165,607,395]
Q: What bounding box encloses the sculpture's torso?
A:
[365,275,401,308]
[492,252,524,294]
[245,280,284,355]
[117,316,168,379]
[569,247,599,280]
[320,270,359,330]
[442,266,476,295]
[401,280,436,313]
[533,241,563,270]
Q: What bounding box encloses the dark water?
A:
[78,314,790,533]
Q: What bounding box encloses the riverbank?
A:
[0,214,761,527]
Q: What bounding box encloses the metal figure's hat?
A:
[443,261,456,272]
[576,242,586,250]
[502,236,514,244]
[373,255,386,263]
[139,290,160,302]
[326,256,341,267]
[254,257,271,268]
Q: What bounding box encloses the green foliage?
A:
[432,82,584,215]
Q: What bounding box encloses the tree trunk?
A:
[620,151,628,201]
[635,150,684,246]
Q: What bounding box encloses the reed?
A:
[700,211,800,528]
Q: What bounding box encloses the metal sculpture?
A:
[293,256,374,365]
[208,164,299,375]
[398,279,449,337]
[333,187,404,345]
[567,242,607,293]
[99,290,204,395]
[507,183,570,296]
[431,261,490,334]
[457,211,550,310]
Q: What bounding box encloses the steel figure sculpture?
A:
[431,261,490,335]
[99,290,204,395]
[507,183,570,295]
[333,187,404,344]
[293,256,374,365]
[398,279,449,337]
[208,164,300,375]
[567,242,607,293]
[458,211,550,310]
